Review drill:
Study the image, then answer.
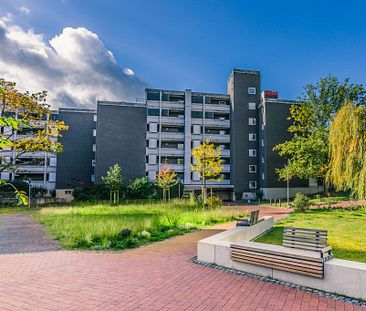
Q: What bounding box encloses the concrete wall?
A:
[197,221,366,300]
[228,69,261,199]
[95,102,147,184]
[56,109,96,189]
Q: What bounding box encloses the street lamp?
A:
[26,179,31,208]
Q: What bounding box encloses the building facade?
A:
[0,68,322,201]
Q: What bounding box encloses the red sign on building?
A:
[264,90,278,99]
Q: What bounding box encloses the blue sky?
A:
[1,0,366,105]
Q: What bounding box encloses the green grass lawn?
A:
[255,208,366,263]
[34,201,248,250]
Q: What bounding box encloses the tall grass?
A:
[34,200,247,250]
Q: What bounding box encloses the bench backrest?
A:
[283,227,329,252]
[250,210,260,225]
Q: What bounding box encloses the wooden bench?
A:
[283,227,333,260]
[230,227,333,278]
[236,210,261,226]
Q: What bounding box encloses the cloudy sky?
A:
[1,0,366,108]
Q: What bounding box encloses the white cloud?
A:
[18,6,31,15]
[0,18,147,108]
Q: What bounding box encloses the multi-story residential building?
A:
[0,68,323,201]
[258,91,324,199]
[0,113,58,193]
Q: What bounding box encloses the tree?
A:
[274,76,366,183]
[156,162,178,201]
[0,78,68,177]
[102,164,124,205]
[327,102,366,199]
[191,139,223,204]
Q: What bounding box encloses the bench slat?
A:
[231,250,323,269]
[231,244,324,262]
[283,239,328,248]
[231,254,323,278]
[284,227,328,233]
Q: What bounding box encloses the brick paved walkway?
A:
[0,206,363,310]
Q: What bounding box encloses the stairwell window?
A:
[249,133,256,141]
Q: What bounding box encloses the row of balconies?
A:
[146,164,231,173]
[146,148,231,157]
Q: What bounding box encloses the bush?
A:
[127,177,156,199]
[206,196,223,209]
[292,193,310,212]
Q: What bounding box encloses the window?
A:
[261,123,264,130]
[261,139,265,147]
[93,129,96,137]
[249,149,257,157]
[249,165,257,173]
[248,102,256,110]
[249,181,257,189]
[192,95,203,104]
[193,125,201,135]
[191,111,203,118]
[249,118,256,125]
[65,190,73,195]
[148,155,157,165]
[262,173,265,180]
[149,123,158,133]
[248,87,257,95]
[148,108,159,116]
[162,109,169,117]
[92,144,96,152]
[262,156,265,164]
[91,159,96,167]
[93,114,97,122]
[177,158,184,165]
[147,91,160,101]
[148,139,157,148]
[249,133,256,141]
[193,140,201,148]
[91,175,95,182]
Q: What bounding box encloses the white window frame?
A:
[93,129,96,137]
[261,139,265,147]
[249,133,256,141]
[92,144,96,152]
[91,159,96,167]
[249,165,257,173]
[193,125,201,135]
[249,118,256,126]
[248,102,256,110]
[249,181,257,189]
[91,175,95,182]
[262,173,265,180]
[93,114,97,122]
[248,87,257,95]
[249,149,257,157]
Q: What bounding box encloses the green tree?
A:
[156,162,178,201]
[0,78,68,177]
[102,164,124,205]
[327,102,366,199]
[191,139,223,204]
[274,76,366,184]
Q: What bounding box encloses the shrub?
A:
[292,193,310,212]
[127,177,156,199]
[206,196,223,209]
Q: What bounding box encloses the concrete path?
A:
[0,213,60,255]
[0,206,362,310]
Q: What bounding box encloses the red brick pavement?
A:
[0,206,363,311]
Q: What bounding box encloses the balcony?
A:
[160,132,184,141]
[220,149,230,157]
[195,118,230,128]
[204,134,230,143]
[160,148,184,156]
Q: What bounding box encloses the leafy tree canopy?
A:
[327,102,366,199]
[274,76,366,180]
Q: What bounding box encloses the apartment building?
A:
[0,113,57,193]
[258,91,324,199]
[2,68,320,201]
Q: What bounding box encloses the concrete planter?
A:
[197,217,366,300]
